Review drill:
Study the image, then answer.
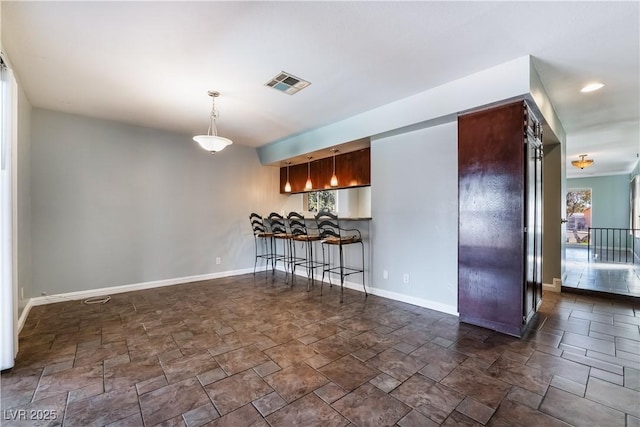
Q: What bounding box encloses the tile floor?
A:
[565,247,640,297]
[1,272,639,426]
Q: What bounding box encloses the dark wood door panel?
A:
[458,101,529,337]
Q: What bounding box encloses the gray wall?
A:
[566,174,630,228]
[542,143,562,285]
[370,122,458,313]
[17,85,31,311]
[30,109,295,296]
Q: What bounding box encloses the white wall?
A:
[370,122,458,314]
[30,109,295,297]
[16,85,31,313]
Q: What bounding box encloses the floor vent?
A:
[265,71,310,95]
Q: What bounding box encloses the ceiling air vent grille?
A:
[265,71,310,95]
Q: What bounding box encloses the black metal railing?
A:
[588,227,638,264]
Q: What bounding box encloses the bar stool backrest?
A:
[287,212,307,237]
[315,209,341,239]
[250,213,267,236]
[268,212,287,235]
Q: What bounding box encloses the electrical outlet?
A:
[20,287,24,300]
[403,274,410,284]
[215,257,221,265]
[383,270,388,280]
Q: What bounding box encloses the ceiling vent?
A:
[265,71,310,95]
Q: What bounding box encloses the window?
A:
[306,190,336,212]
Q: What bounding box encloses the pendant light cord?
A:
[208,98,219,137]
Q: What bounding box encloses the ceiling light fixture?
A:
[193,91,233,153]
[580,83,604,93]
[284,161,292,193]
[330,149,339,187]
[571,154,594,169]
[305,157,313,191]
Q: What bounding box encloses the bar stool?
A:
[249,213,275,275]
[315,210,367,302]
[267,212,293,276]
[287,211,323,290]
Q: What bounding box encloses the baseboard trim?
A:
[17,268,254,331]
[17,298,34,334]
[543,281,561,293]
[354,283,459,317]
[283,267,459,316]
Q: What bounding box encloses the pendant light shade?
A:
[571,154,594,169]
[284,162,292,193]
[193,91,233,153]
[305,156,313,191]
[330,149,339,187]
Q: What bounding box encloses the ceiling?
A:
[2,1,638,177]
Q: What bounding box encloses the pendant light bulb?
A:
[330,149,339,187]
[305,156,313,191]
[284,161,292,193]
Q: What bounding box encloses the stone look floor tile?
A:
[333,383,411,426]
[33,364,103,401]
[214,345,270,376]
[455,396,495,424]
[398,409,440,427]
[104,357,164,392]
[205,369,273,415]
[6,274,639,427]
[585,376,640,417]
[367,348,427,382]
[440,365,511,409]
[208,404,269,427]
[391,373,465,424]
[64,386,140,426]
[251,392,287,417]
[540,386,626,426]
[266,393,348,427]
[264,363,329,403]
[314,382,347,404]
[369,372,402,393]
[319,355,379,391]
[139,377,210,426]
[161,352,220,384]
[488,399,568,427]
[181,402,220,426]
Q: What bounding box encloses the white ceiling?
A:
[2,1,638,177]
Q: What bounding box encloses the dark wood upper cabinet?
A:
[458,100,543,337]
[279,148,371,193]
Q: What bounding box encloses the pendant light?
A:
[284,161,292,193]
[305,156,313,191]
[571,154,594,169]
[330,149,339,187]
[193,91,233,153]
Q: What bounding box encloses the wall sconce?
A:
[330,149,339,187]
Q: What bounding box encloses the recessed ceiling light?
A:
[580,83,604,93]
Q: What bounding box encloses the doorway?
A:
[565,188,591,245]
